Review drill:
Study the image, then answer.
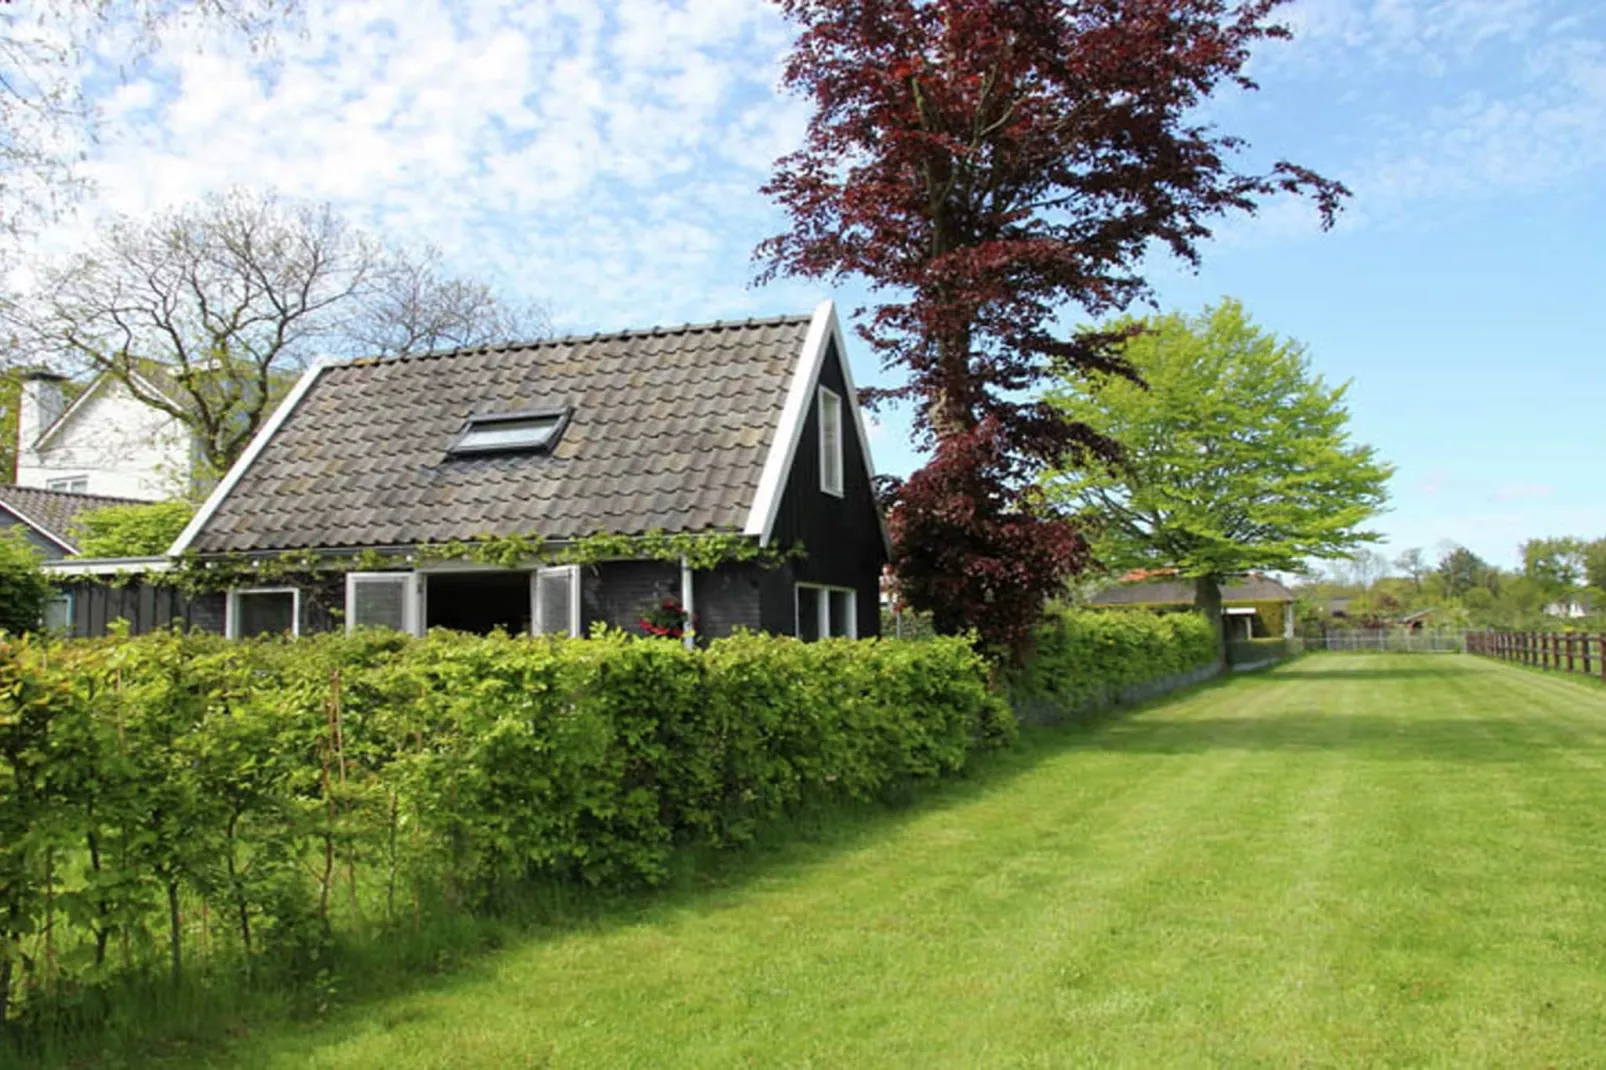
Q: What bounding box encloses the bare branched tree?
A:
[1,1,303,238]
[351,244,549,359]
[9,189,548,479]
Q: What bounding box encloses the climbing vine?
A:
[76,530,805,594]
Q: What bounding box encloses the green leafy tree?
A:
[1436,545,1498,598]
[1583,538,1606,592]
[1521,536,1586,599]
[0,530,53,634]
[70,500,196,558]
[1046,300,1392,657]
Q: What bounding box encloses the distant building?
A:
[1089,571,1296,641]
[15,366,194,500]
[0,483,142,560]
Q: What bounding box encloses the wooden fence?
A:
[1466,631,1606,681]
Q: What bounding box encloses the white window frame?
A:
[531,565,582,637]
[795,582,857,640]
[47,476,89,493]
[817,386,844,497]
[42,590,73,633]
[226,586,301,639]
[344,572,418,635]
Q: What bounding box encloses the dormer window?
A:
[449,407,570,457]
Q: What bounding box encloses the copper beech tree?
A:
[758,0,1348,654]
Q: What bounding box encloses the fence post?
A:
[1586,634,1594,676]
[1568,633,1577,673]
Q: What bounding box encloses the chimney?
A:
[17,369,69,468]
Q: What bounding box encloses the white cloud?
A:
[1490,482,1555,503]
[41,0,811,332]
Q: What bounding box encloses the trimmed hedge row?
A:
[1226,637,1304,667]
[0,628,1010,1027]
[1007,606,1219,721]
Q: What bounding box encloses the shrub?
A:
[0,530,51,634]
[0,627,1008,1028]
[1006,606,1218,720]
[69,499,196,557]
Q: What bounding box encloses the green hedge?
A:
[1007,607,1219,720]
[0,628,1009,1028]
[1226,637,1304,666]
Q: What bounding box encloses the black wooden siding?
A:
[766,339,887,637]
[583,560,766,643]
[63,581,223,637]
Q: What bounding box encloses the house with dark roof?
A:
[52,301,888,643]
[0,484,143,558]
[1089,571,1296,641]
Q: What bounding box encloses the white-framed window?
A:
[795,582,857,640]
[42,591,73,634]
[449,407,571,457]
[345,572,415,634]
[226,587,300,639]
[818,386,843,497]
[532,565,581,637]
[47,476,89,493]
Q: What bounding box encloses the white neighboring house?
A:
[1544,593,1596,619]
[15,368,194,501]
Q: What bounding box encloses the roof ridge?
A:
[333,312,817,368]
[0,484,150,506]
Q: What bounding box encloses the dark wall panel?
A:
[694,562,764,641]
[584,560,680,636]
[768,339,887,637]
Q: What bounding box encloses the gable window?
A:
[226,587,300,639]
[795,582,856,640]
[818,387,843,497]
[449,407,570,457]
[47,476,88,493]
[346,573,414,634]
[532,565,581,637]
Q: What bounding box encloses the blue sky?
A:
[46,0,1606,570]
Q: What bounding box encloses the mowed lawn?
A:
[166,655,1606,1068]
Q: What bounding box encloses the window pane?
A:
[42,595,71,633]
[796,585,821,641]
[819,390,842,494]
[455,415,561,453]
[351,577,408,631]
[536,568,576,636]
[828,589,854,638]
[239,592,295,637]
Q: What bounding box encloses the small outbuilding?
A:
[53,302,889,644]
[1089,571,1297,641]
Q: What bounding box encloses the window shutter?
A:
[349,575,409,632]
[536,566,578,636]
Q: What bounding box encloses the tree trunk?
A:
[1196,574,1226,666]
[166,878,183,986]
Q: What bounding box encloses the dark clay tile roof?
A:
[1090,573,1295,606]
[0,485,146,552]
[188,315,815,554]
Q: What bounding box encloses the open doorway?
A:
[426,571,530,635]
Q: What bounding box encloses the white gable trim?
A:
[0,501,77,554]
[743,300,889,552]
[167,359,331,557]
[32,368,183,452]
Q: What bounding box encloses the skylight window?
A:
[449,407,570,457]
